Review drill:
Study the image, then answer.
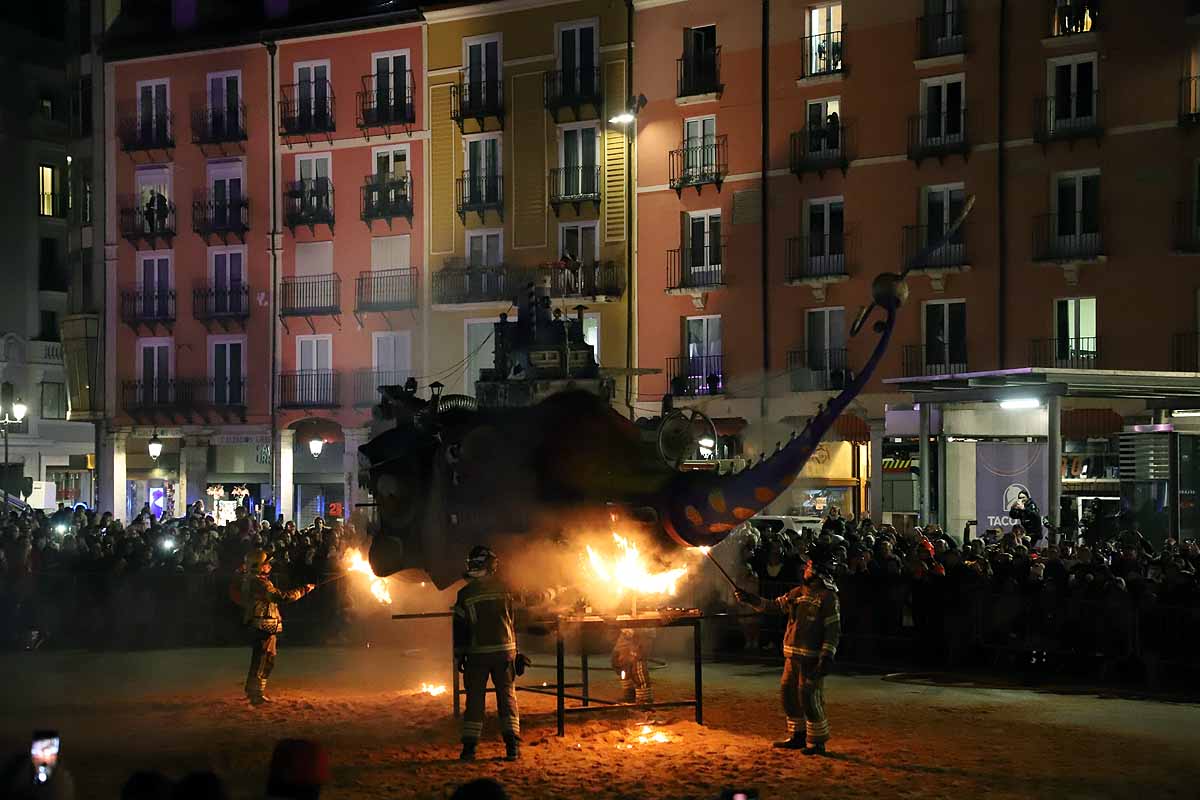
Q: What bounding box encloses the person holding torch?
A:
[735,543,841,755]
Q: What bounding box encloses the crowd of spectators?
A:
[0,501,365,649]
[735,505,1200,687]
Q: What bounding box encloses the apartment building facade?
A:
[632,0,1200,531]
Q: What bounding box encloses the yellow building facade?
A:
[423,0,633,403]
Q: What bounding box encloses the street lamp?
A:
[1,394,27,510]
[148,432,163,461]
[308,438,324,459]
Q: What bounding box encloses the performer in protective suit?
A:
[611,628,653,704]
[736,543,840,754]
[239,549,314,705]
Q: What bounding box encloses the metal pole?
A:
[3,420,8,511]
[919,402,932,525]
[556,619,566,736]
[623,0,636,419]
[693,619,703,724]
[1047,394,1062,530]
[581,650,589,707]
[759,0,771,434]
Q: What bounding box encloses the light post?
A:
[1,395,28,511]
[148,432,163,460]
[308,438,324,459]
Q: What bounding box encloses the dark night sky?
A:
[1,2,68,41]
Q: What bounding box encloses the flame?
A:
[343,548,393,605]
[697,546,712,555]
[419,682,447,697]
[617,724,677,749]
[586,533,688,597]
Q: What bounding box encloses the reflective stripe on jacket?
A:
[241,573,308,633]
[772,579,841,659]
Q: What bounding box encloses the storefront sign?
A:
[976,442,1047,528]
[211,434,271,446]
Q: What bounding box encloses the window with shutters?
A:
[369,49,412,124]
[919,74,964,148]
[805,196,845,274]
[371,235,411,271]
[137,251,173,320]
[1052,297,1098,366]
[1045,53,1097,137]
[204,70,242,141]
[556,122,599,200]
[918,183,967,267]
[209,335,246,405]
[294,60,332,132]
[1050,169,1101,258]
[466,229,503,268]
[462,34,502,115]
[922,300,967,374]
[559,222,598,265]
[208,245,246,316]
[136,337,173,406]
[135,78,171,147]
[553,20,598,104]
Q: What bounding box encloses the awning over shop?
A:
[834,413,870,443]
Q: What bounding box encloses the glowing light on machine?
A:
[343,547,392,604]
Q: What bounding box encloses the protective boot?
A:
[772,733,805,750]
[504,735,520,762]
[459,741,477,762]
[802,742,827,756]
[248,694,273,706]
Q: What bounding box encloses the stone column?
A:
[919,403,932,526]
[869,417,885,523]
[99,430,127,519]
[179,436,210,510]
[274,428,295,522]
[1047,395,1062,530]
[343,427,370,525]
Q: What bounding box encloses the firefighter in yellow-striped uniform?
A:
[612,628,653,704]
[453,545,554,762]
[238,549,315,706]
[737,543,841,755]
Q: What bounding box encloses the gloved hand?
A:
[734,589,762,607]
[816,653,834,677]
[456,656,467,674]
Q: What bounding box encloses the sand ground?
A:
[1,640,1198,800]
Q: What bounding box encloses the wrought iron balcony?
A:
[280,274,341,316]
[278,370,340,409]
[192,193,249,239]
[917,8,967,59]
[357,72,415,129]
[118,111,174,151]
[789,124,849,177]
[667,244,725,292]
[451,77,504,130]
[1048,0,1100,37]
[191,104,247,145]
[354,368,412,407]
[677,47,722,98]
[544,67,603,118]
[786,233,852,283]
[907,110,968,162]
[903,224,970,270]
[1180,76,1200,126]
[122,378,203,414]
[801,30,844,78]
[432,267,511,305]
[193,283,249,325]
[1030,337,1100,369]
[284,179,334,231]
[1175,200,1200,253]
[787,348,851,392]
[120,287,176,327]
[667,354,724,397]
[355,268,418,313]
[206,377,248,411]
[119,199,176,243]
[1032,214,1104,262]
[669,135,728,193]
[361,172,413,223]
[1172,331,1200,372]
[279,81,335,136]
[456,171,503,220]
[903,344,967,378]
[513,262,624,299]
[1033,91,1103,143]
[549,165,601,211]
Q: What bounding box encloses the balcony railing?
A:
[122,379,203,412]
[192,194,250,237]
[193,284,250,323]
[355,269,418,312]
[903,224,970,270]
[208,376,248,409]
[284,179,334,230]
[456,172,503,219]
[544,67,603,113]
[191,104,247,145]
[278,370,340,409]
[917,8,967,59]
[907,110,968,162]
[38,193,67,218]
[354,368,412,407]
[1033,91,1103,142]
[667,245,725,291]
[549,166,601,206]
[801,30,844,78]
[1033,214,1104,262]
[787,348,851,392]
[903,344,967,378]
[118,111,174,151]
[279,81,335,136]
[432,267,511,305]
[667,354,725,397]
[1180,76,1200,126]
[677,47,722,97]
[119,200,177,241]
[361,172,413,222]
[1172,332,1200,372]
[786,234,851,282]
[357,72,415,129]
[280,274,341,316]
[789,124,849,177]
[451,78,504,127]
[120,288,176,325]
[668,136,728,192]
[1049,0,1099,37]
[521,263,624,298]
[1175,200,1200,253]
[1030,337,1100,369]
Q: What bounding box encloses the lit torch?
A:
[343,548,393,605]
